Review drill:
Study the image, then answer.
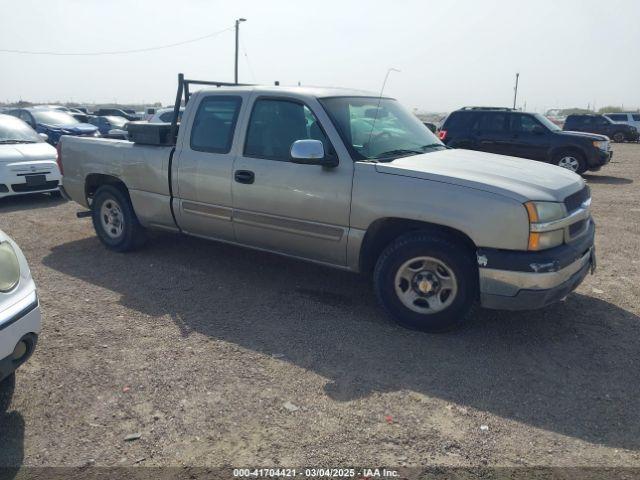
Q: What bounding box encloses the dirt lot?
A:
[1,145,639,471]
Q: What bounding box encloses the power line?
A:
[0,26,235,56]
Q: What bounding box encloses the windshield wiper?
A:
[374,149,424,160]
[420,143,446,150]
[0,140,37,144]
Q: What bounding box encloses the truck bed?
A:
[60,136,177,230]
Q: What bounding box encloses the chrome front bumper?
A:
[479,247,594,310]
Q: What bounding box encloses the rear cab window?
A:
[190,96,242,153]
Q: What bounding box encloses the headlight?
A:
[524,201,566,250]
[593,140,609,150]
[524,201,565,223]
[0,241,20,292]
[93,131,101,137]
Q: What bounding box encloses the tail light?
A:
[56,142,63,175]
[438,130,448,141]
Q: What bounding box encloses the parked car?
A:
[93,108,138,122]
[603,112,640,133]
[33,104,70,112]
[148,107,184,123]
[0,114,61,198]
[0,229,41,412]
[88,115,128,136]
[438,107,612,174]
[5,108,99,145]
[70,112,90,123]
[59,81,596,332]
[563,114,639,143]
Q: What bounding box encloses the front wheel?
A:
[612,132,625,143]
[373,232,478,332]
[92,185,146,252]
[554,151,587,174]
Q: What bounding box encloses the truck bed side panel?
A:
[61,137,176,229]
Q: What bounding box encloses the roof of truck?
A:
[194,85,383,99]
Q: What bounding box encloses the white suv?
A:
[0,229,41,412]
[604,112,640,132]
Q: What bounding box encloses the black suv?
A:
[563,114,639,143]
[439,107,612,174]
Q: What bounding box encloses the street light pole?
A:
[235,18,247,84]
[513,72,520,109]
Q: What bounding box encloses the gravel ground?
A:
[0,144,639,471]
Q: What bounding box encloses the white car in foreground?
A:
[0,114,61,199]
[0,229,41,411]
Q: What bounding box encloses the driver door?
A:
[231,95,353,266]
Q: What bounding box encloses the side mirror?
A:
[532,125,545,135]
[290,139,337,167]
[38,133,48,142]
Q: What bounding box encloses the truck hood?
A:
[0,142,57,163]
[558,130,609,141]
[374,149,584,203]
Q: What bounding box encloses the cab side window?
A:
[510,114,540,133]
[190,96,242,154]
[473,112,507,133]
[244,99,329,161]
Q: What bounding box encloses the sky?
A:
[1,0,639,113]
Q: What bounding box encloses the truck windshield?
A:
[319,97,444,161]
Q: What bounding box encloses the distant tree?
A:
[598,106,624,114]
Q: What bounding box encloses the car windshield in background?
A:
[31,110,79,126]
[0,115,42,143]
[535,113,561,131]
[319,97,444,161]
[105,116,127,127]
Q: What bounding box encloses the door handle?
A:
[234,170,255,184]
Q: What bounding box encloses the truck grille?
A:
[564,186,590,213]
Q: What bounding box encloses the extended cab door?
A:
[231,95,353,266]
[172,92,247,241]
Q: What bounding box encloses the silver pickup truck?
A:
[59,76,596,332]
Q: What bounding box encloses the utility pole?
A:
[234,18,247,84]
[513,72,520,109]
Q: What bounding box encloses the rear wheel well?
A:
[359,218,477,275]
[85,174,128,206]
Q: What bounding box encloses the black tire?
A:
[612,132,625,143]
[92,185,146,252]
[373,232,478,332]
[0,373,15,413]
[553,150,587,174]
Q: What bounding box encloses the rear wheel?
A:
[92,185,146,252]
[612,132,625,143]
[0,373,15,413]
[554,150,587,174]
[373,232,477,332]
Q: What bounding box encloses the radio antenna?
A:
[366,67,401,153]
